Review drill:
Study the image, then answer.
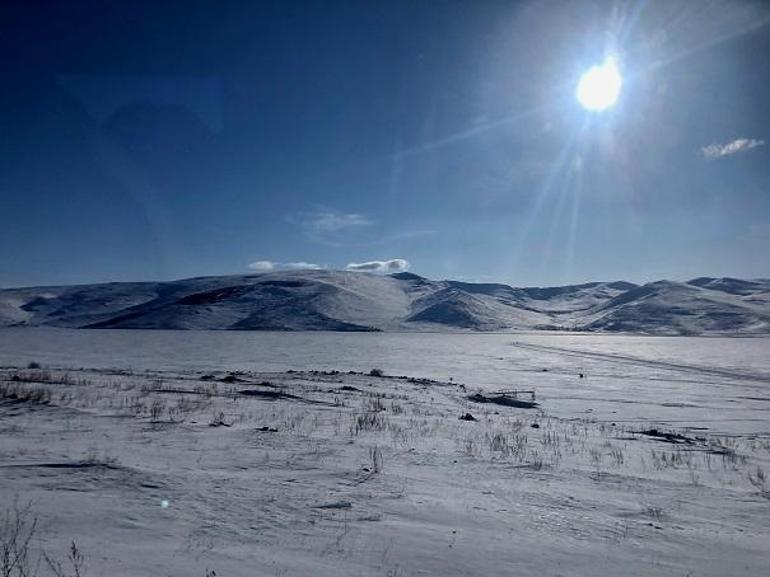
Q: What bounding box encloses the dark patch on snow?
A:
[315,500,352,509]
[176,285,250,305]
[637,429,695,444]
[467,393,538,409]
[258,280,312,288]
[0,461,121,470]
[407,302,481,327]
[391,272,428,282]
[238,389,333,405]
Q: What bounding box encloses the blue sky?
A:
[1,1,769,287]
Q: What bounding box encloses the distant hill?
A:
[1,271,769,335]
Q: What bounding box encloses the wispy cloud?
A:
[701,138,764,159]
[292,209,372,234]
[387,229,435,241]
[311,211,372,233]
[248,261,324,271]
[289,209,374,246]
[346,259,410,273]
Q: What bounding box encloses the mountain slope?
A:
[585,280,770,335]
[1,272,769,335]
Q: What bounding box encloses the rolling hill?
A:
[1,271,769,335]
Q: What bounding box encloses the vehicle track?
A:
[508,341,770,386]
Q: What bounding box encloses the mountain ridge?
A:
[2,271,769,335]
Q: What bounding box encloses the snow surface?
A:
[1,329,769,576]
[2,271,770,335]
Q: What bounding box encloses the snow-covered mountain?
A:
[1,271,769,335]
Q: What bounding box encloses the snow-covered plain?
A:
[1,329,769,576]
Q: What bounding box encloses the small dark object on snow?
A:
[578,373,585,379]
[316,500,352,509]
[221,374,242,383]
[530,423,540,429]
[459,413,476,421]
[256,426,278,433]
[200,374,216,381]
[468,391,538,409]
[638,428,695,444]
[239,389,333,406]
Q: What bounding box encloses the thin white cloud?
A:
[346,259,410,273]
[248,260,274,271]
[701,138,764,159]
[310,211,372,233]
[291,209,372,234]
[288,209,374,247]
[248,261,324,271]
[387,229,436,241]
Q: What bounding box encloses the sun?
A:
[576,56,622,111]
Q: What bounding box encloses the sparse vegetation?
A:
[1,503,89,577]
[0,382,52,405]
[7,370,85,386]
[748,465,768,496]
[1,501,38,577]
[209,411,230,427]
[149,398,167,422]
[350,412,388,435]
[2,355,769,575]
[368,446,383,473]
[362,394,385,413]
[44,542,87,577]
[1,502,221,577]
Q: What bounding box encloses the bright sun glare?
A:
[576,56,622,111]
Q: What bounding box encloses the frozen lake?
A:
[3,327,770,381]
[2,328,770,435]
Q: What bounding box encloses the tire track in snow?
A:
[508,341,770,386]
